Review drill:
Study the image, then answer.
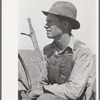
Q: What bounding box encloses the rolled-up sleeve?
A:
[43,47,93,99]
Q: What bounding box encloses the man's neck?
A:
[54,34,71,50]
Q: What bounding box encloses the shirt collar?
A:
[67,35,75,50]
[53,36,76,54]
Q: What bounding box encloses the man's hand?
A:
[18,90,31,100]
[19,90,35,100]
[20,91,28,98]
[22,97,32,100]
[28,88,43,98]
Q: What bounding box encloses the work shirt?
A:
[29,36,94,100]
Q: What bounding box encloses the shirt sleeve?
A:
[43,47,93,99]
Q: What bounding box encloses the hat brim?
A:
[42,10,80,29]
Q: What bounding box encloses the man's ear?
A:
[62,21,69,30]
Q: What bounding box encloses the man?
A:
[21,1,95,100]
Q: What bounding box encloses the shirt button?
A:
[49,52,53,55]
[61,64,65,67]
[60,74,66,79]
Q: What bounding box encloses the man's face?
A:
[44,14,64,39]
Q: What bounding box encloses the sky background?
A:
[18,0,98,54]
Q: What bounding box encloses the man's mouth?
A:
[46,30,51,34]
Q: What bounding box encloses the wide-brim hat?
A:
[42,1,80,29]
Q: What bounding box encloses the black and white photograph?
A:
[18,0,98,100]
[2,0,98,100]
